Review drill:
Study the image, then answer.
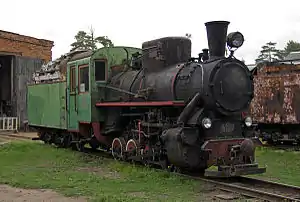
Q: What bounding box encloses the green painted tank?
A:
[27,81,67,129]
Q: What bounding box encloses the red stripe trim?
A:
[96,101,185,107]
[79,121,90,124]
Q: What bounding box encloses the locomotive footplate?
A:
[201,138,267,177]
[204,163,266,177]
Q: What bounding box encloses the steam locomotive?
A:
[28,21,266,177]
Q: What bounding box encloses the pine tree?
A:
[70,26,114,51]
[283,40,300,56]
[255,42,284,63]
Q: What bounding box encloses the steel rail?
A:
[189,175,300,202]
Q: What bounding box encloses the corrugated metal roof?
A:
[284,51,300,61]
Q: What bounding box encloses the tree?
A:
[255,42,284,63]
[283,40,300,56]
[70,26,114,51]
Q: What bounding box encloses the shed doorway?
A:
[0,55,13,117]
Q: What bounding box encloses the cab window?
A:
[79,65,89,93]
[95,60,106,81]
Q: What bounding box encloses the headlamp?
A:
[244,117,252,127]
[202,118,212,129]
[227,32,244,48]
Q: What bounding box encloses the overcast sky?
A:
[1,0,299,64]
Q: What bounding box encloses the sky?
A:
[1,0,300,64]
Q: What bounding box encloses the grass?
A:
[254,146,300,186]
[0,141,299,201]
[0,141,206,202]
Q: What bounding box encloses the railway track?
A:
[190,175,300,202]
[2,133,300,201]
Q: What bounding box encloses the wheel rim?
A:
[64,135,72,147]
[89,137,99,150]
[126,139,139,156]
[44,133,52,144]
[112,138,125,160]
[141,146,155,163]
[76,141,85,152]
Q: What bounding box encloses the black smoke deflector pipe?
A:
[177,93,202,124]
[205,21,230,59]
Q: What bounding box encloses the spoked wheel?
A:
[54,135,68,148]
[126,139,139,163]
[63,134,72,148]
[71,133,85,152]
[168,165,182,173]
[89,137,100,151]
[42,132,52,145]
[112,137,126,160]
[141,146,155,166]
[75,140,85,152]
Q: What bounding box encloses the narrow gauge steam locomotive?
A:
[27,21,266,177]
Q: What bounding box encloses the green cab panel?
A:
[90,46,142,122]
[67,58,92,131]
[27,82,67,129]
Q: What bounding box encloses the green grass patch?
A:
[0,141,204,202]
[0,141,299,201]
[254,146,300,186]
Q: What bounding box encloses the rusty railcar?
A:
[250,62,300,144]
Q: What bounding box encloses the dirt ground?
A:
[0,133,87,202]
[0,132,38,143]
[0,184,246,202]
[0,185,87,202]
[12,132,39,139]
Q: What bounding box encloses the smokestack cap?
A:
[204,21,230,26]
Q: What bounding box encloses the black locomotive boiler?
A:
[93,21,266,177]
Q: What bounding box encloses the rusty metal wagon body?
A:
[250,62,300,144]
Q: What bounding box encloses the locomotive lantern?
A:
[28,20,266,178]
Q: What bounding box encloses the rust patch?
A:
[202,139,244,166]
[250,63,300,124]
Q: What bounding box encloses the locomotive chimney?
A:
[204,21,230,59]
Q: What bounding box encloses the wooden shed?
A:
[0,30,54,130]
